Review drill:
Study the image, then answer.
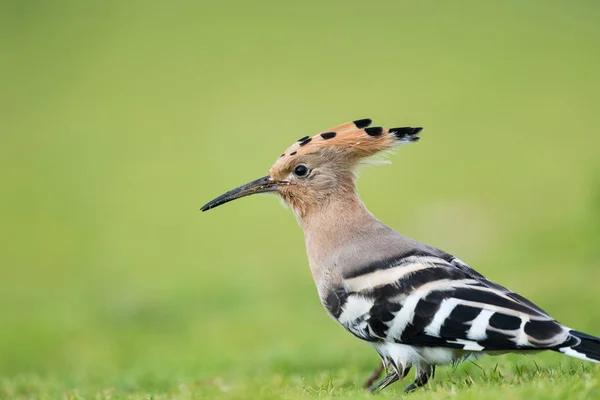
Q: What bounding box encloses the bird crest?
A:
[274,118,422,164]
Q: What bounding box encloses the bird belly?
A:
[373,342,470,370]
[373,342,422,370]
[414,346,470,365]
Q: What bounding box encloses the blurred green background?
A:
[1,1,600,398]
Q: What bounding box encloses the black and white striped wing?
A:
[327,251,571,352]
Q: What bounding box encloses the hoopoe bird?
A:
[201,119,600,392]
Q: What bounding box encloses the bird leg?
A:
[404,365,435,393]
[367,364,411,392]
[362,361,385,389]
[367,371,399,393]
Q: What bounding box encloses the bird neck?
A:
[299,190,372,231]
[298,191,389,289]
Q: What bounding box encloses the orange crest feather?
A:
[278,118,422,160]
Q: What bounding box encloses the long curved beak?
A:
[200,176,284,212]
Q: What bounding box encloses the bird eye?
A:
[294,165,309,177]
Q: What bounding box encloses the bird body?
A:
[201,119,600,392]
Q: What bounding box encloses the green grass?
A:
[2,359,600,399]
[2,0,600,399]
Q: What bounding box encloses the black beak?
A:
[200,176,284,212]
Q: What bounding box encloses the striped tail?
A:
[557,330,600,363]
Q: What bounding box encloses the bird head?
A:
[201,119,422,218]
